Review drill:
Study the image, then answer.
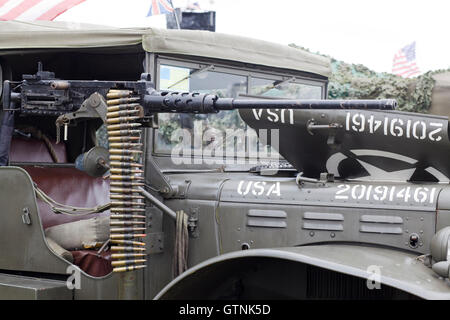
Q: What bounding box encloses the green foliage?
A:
[288,43,450,113]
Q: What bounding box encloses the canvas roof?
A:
[0,21,331,77]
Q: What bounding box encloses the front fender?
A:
[155,244,450,300]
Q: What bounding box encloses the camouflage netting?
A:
[289,43,450,113]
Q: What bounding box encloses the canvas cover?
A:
[0,21,331,77]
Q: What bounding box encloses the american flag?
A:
[147,0,174,16]
[0,0,86,21]
[392,42,421,78]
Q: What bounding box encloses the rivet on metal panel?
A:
[21,207,31,225]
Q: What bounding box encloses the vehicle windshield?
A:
[154,61,324,166]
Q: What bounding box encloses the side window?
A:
[154,62,325,165]
[155,64,247,156]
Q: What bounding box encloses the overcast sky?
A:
[56,0,450,74]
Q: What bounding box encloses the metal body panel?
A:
[0,167,69,274]
[155,245,450,300]
[0,273,71,300]
[240,108,450,181]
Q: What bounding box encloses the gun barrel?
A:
[143,91,397,113]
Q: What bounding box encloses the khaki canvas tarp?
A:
[0,21,331,77]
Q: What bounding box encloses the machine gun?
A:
[1,65,398,273]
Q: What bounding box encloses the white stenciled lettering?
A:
[335,184,437,204]
[253,109,294,124]
[345,112,444,142]
[237,181,281,197]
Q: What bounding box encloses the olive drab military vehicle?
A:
[0,21,449,300]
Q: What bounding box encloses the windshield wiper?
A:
[167,64,215,89]
[255,76,296,96]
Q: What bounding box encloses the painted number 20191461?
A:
[345,113,443,142]
[335,184,437,204]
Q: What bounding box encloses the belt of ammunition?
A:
[107,89,147,273]
[113,265,146,273]
[107,97,140,106]
[110,239,146,246]
[111,253,146,259]
[111,246,146,252]
[106,116,141,124]
[111,259,146,267]
[110,227,146,233]
[110,234,146,240]
[110,220,146,226]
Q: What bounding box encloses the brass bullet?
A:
[110,175,144,181]
[110,234,146,240]
[107,97,140,106]
[110,214,146,220]
[109,194,145,200]
[109,161,143,168]
[110,227,146,233]
[111,259,146,267]
[110,207,145,213]
[109,155,136,162]
[110,239,146,246]
[107,129,141,137]
[110,187,143,194]
[109,143,143,149]
[109,149,143,155]
[113,265,146,273]
[111,253,146,259]
[106,91,131,99]
[106,116,141,124]
[107,110,140,118]
[110,201,145,207]
[111,246,146,252]
[106,103,141,113]
[110,182,144,188]
[110,220,146,226]
[108,136,141,143]
[110,168,144,175]
[107,123,141,131]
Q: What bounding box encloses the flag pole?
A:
[168,0,181,29]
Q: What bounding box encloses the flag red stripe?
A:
[392,64,417,72]
[36,0,85,20]
[0,0,11,7]
[152,0,159,15]
[0,0,42,20]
